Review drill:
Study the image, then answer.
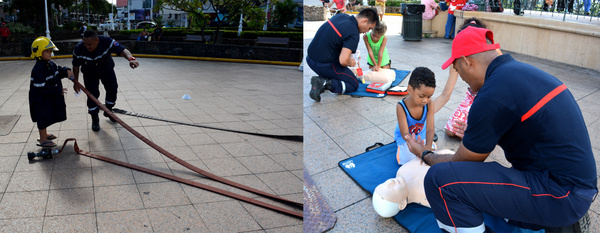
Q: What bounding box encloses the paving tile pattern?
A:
[0,58,302,232]
[303,16,600,232]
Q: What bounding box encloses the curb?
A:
[0,54,301,66]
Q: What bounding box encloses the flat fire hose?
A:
[111,108,303,143]
[62,79,302,219]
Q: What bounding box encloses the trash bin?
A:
[22,38,35,57]
[401,4,426,41]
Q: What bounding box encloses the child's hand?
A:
[451,119,467,138]
[373,65,381,71]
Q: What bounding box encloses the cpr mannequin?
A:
[350,68,396,84]
[372,149,454,217]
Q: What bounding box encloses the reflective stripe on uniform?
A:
[437,220,486,233]
[73,39,115,61]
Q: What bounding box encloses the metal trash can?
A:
[22,38,35,57]
[401,4,426,41]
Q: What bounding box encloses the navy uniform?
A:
[29,60,70,130]
[426,55,597,231]
[306,13,361,96]
[72,35,126,118]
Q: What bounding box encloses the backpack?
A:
[513,0,524,15]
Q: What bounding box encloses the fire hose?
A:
[110,108,303,142]
[52,79,303,219]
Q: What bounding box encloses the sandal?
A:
[36,141,56,148]
[37,134,57,141]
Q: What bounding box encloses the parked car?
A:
[136,21,156,29]
[98,21,113,31]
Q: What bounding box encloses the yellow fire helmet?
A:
[31,36,59,59]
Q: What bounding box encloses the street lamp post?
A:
[111,0,115,30]
[263,0,269,31]
[127,0,131,30]
[44,0,51,39]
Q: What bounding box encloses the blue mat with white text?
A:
[338,142,544,233]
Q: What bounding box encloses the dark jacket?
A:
[29,60,70,129]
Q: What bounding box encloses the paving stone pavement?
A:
[0,58,303,232]
[303,15,600,232]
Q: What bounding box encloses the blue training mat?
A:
[338,142,545,233]
[345,69,410,98]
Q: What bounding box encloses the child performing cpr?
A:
[363,21,390,71]
[29,37,74,147]
[394,67,436,165]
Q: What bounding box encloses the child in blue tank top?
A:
[394,67,436,165]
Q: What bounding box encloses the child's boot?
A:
[91,113,100,131]
[309,76,332,102]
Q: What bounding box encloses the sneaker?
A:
[91,114,100,132]
[309,76,328,102]
[543,211,590,233]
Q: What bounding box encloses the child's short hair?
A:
[373,21,387,35]
[408,67,436,89]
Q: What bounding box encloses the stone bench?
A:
[255,37,290,47]
[184,35,212,42]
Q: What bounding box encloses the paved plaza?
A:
[303,15,600,232]
[0,58,303,232]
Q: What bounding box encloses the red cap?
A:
[441,26,500,69]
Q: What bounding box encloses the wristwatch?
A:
[421,150,433,165]
[128,56,136,61]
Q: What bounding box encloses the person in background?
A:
[0,22,11,43]
[444,0,465,39]
[422,0,442,20]
[152,26,164,41]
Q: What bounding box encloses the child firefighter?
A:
[29,36,74,147]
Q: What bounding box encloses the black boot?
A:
[103,105,117,122]
[91,113,100,132]
[309,76,331,102]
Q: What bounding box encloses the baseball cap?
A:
[441,26,500,69]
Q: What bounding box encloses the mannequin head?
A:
[372,175,409,217]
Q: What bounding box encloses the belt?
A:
[59,79,302,219]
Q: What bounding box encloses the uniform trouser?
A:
[83,70,118,115]
[306,56,360,94]
[425,161,596,233]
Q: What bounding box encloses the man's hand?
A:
[450,119,467,138]
[72,67,81,93]
[62,88,68,95]
[129,60,139,69]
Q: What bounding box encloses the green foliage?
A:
[63,21,79,32]
[154,15,165,28]
[6,22,34,34]
[273,0,298,27]
[118,28,302,40]
[244,6,267,30]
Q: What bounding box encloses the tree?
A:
[272,0,298,27]
[159,0,268,40]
